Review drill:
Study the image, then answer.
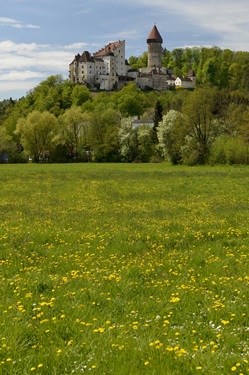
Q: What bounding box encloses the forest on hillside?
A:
[0,46,249,165]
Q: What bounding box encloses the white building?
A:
[69,26,196,91]
[69,40,130,90]
[175,70,196,89]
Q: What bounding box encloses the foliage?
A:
[119,118,139,162]
[56,106,91,161]
[0,126,15,162]
[15,111,58,162]
[116,84,149,117]
[0,51,249,165]
[152,99,164,143]
[181,87,222,164]
[157,110,185,164]
[209,135,249,164]
[119,118,155,162]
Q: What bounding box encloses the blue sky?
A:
[0,0,249,101]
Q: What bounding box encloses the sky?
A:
[0,0,249,101]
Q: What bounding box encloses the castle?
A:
[69,25,196,91]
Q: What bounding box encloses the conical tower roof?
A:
[147,25,163,44]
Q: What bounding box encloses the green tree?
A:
[169,48,184,70]
[157,110,185,164]
[32,75,64,115]
[203,58,221,86]
[71,85,92,106]
[152,99,163,143]
[56,106,91,161]
[181,87,221,164]
[116,84,149,117]
[119,118,139,162]
[162,48,171,68]
[137,125,154,162]
[15,111,58,162]
[209,135,249,164]
[0,126,15,162]
[89,105,121,161]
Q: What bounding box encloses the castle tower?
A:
[147,24,163,68]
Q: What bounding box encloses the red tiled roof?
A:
[94,40,124,57]
[147,25,163,43]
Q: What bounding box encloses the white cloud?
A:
[0,41,73,71]
[0,70,47,81]
[0,17,40,29]
[0,17,17,23]
[0,40,41,53]
[0,40,75,99]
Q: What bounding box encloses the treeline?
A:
[0,46,249,165]
[129,46,249,91]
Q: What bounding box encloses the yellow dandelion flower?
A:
[221,320,229,325]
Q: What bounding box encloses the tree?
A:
[119,118,139,162]
[153,99,163,128]
[88,105,121,161]
[203,58,221,86]
[169,48,184,70]
[209,135,249,165]
[157,110,186,164]
[137,125,154,162]
[116,84,149,118]
[71,85,92,106]
[0,126,15,162]
[181,87,221,164]
[15,111,58,162]
[162,48,171,68]
[32,75,64,115]
[56,106,90,161]
[152,99,163,143]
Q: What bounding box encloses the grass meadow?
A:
[0,163,249,375]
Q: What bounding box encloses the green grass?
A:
[0,163,249,374]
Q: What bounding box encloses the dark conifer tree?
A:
[152,99,163,143]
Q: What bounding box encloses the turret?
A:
[147,25,163,68]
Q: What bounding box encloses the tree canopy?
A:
[1,43,249,165]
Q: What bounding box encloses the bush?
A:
[209,135,249,164]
